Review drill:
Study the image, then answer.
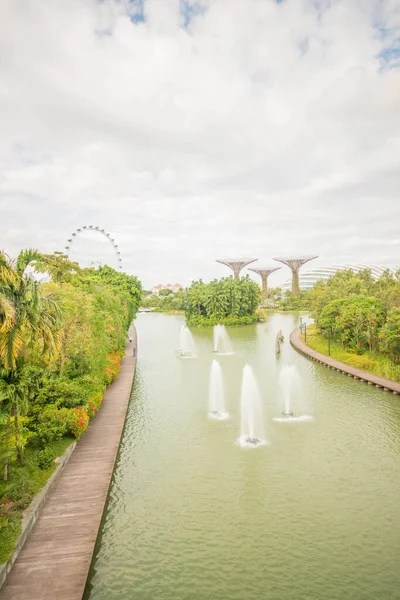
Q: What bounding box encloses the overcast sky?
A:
[1,0,399,288]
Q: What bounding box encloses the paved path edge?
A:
[0,441,77,590]
[290,327,400,395]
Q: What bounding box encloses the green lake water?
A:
[84,312,400,600]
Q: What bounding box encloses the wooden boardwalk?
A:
[290,328,400,395]
[0,328,137,600]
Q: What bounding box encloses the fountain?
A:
[237,365,267,448]
[180,325,196,358]
[213,324,233,354]
[208,360,229,420]
[274,365,313,422]
[281,364,296,416]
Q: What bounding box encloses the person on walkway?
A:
[129,335,132,343]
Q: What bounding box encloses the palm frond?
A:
[0,325,25,370]
[16,248,42,276]
[0,296,16,332]
[0,251,18,286]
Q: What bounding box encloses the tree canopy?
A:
[310,268,400,358]
[184,276,261,326]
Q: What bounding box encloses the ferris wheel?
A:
[65,225,122,271]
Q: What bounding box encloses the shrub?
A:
[37,447,54,470]
[63,352,92,379]
[36,408,69,445]
[0,516,9,533]
[65,407,89,438]
[345,355,374,371]
[103,354,121,385]
[86,392,103,418]
[35,377,89,410]
[8,474,36,510]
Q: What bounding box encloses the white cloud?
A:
[0,0,399,288]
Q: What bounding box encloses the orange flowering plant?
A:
[103,352,122,386]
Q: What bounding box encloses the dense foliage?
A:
[141,289,185,312]
[0,249,141,560]
[184,277,261,326]
[258,286,312,312]
[309,268,400,365]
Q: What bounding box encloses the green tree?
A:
[279,290,311,312]
[34,251,81,284]
[319,299,346,333]
[0,365,37,470]
[204,285,229,319]
[72,264,141,324]
[185,280,207,317]
[262,287,282,307]
[310,269,373,321]
[379,307,400,358]
[159,288,173,297]
[0,250,61,466]
[184,276,260,325]
[318,296,384,354]
[373,270,400,312]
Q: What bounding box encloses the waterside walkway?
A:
[0,327,138,600]
[290,328,400,395]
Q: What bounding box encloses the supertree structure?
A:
[248,266,281,296]
[216,258,258,279]
[273,256,318,296]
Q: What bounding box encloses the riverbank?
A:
[0,326,138,599]
[0,437,74,566]
[302,325,400,382]
[290,328,400,395]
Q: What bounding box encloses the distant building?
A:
[279,264,397,293]
[151,283,183,295]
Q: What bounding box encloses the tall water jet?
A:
[274,365,313,422]
[180,325,196,358]
[280,365,296,416]
[213,325,233,354]
[238,365,266,448]
[208,360,229,420]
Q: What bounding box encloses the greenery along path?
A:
[290,328,400,394]
[0,326,137,600]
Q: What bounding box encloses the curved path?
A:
[0,327,138,600]
[290,327,400,395]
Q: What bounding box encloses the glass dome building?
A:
[279,264,397,293]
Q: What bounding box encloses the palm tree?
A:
[0,249,61,369]
[0,249,61,467]
[0,252,18,335]
[0,365,37,470]
[204,288,229,319]
[187,282,206,316]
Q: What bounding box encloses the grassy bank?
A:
[0,437,74,564]
[302,326,400,382]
